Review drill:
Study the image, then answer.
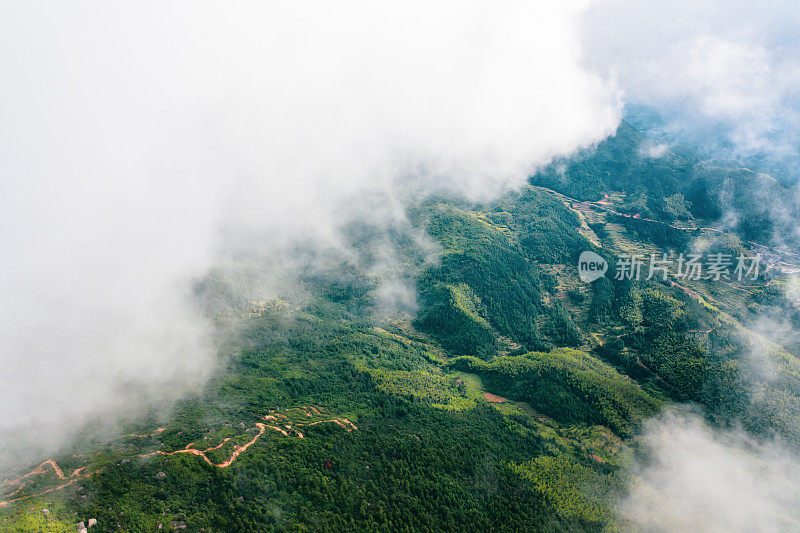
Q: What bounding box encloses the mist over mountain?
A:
[0,1,620,472]
[2,2,800,531]
[582,0,800,183]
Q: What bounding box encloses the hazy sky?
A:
[583,0,800,175]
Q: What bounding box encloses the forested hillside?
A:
[4,121,800,532]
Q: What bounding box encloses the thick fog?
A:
[0,2,620,471]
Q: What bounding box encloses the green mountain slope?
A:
[5,121,800,531]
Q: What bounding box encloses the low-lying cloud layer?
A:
[621,409,800,532]
[0,2,621,470]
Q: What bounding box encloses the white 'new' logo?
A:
[578,251,607,282]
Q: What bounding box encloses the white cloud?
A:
[622,409,800,532]
[639,142,670,159]
[582,0,800,164]
[0,1,621,469]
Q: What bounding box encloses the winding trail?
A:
[0,461,92,506]
[1,406,356,507]
[142,423,268,467]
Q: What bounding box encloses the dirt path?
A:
[143,422,269,468]
[0,460,94,507]
[538,187,800,283]
[537,186,695,232]
[1,406,357,507]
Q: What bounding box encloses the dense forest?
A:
[4,120,800,532]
